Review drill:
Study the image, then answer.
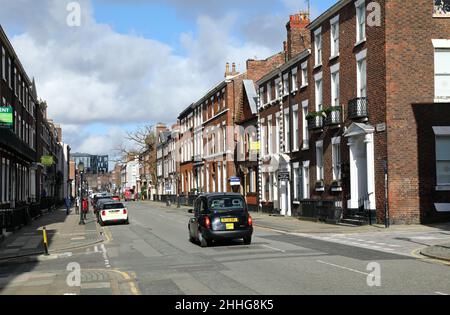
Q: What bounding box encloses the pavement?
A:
[421,243,450,262]
[0,207,102,261]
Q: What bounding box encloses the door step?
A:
[340,218,368,226]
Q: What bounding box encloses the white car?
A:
[98,201,129,226]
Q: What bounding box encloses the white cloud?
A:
[0,0,306,156]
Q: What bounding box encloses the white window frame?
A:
[1,46,5,81]
[332,137,342,181]
[330,15,340,58]
[275,78,281,100]
[283,73,289,96]
[314,27,322,67]
[316,140,324,182]
[303,161,310,199]
[284,108,290,153]
[433,40,450,101]
[291,67,298,92]
[331,63,340,106]
[302,100,309,150]
[314,72,323,112]
[275,112,280,153]
[355,0,366,45]
[267,116,273,155]
[292,104,299,152]
[267,82,272,103]
[356,49,367,98]
[301,61,308,88]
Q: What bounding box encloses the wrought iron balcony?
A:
[348,97,368,120]
[324,107,342,126]
[307,113,324,131]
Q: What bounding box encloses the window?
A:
[303,161,310,199]
[292,68,298,91]
[275,113,280,153]
[268,116,273,155]
[14,67,17,95]
[283,73,289,95]
[436,135,450,186]
[8,58,11,88]
[355,0,366,43]
[302,101,309,149]
[261,119,266,156]
[331,64,340,106]
[315,72,323,112]
[301,62,308,87]
[356,50,367,98]
[435,48,450,99]
[294,163,303,201]
[314,28,322,66]
[330,15,340,57]
[316,141,324,182]
[293,105,299,151]
[332,137,342,180]
[1,46,5,81]
[275,78,281,100]
[267,82,272,103]
[284,110,290,152]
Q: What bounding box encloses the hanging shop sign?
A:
[250,141,260,151]
[0,106,13,129]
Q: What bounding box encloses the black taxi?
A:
[188,193,253,247]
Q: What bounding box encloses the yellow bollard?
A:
[42,227,49,255]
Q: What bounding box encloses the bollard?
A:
[43,227,49,255]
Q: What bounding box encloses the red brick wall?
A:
[385,0,450,224]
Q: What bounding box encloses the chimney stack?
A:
[286,11,311,61]
[225,62,230,77]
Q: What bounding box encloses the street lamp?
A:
[78,162,85,225]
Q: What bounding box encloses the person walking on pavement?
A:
[65,196,71,215]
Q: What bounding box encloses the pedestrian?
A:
[75,197,80,215]
[65,196,71,215]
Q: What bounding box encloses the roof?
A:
[256,49,311,86]
[243,80,258,115]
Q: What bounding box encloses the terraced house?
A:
[1,25,69,236]
[255,0,450,225]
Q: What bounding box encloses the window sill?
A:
[434,98,450,103]
[300,84,308,90]
[331,187,343,192]
[314,64,323,70]
[315,188,325,192]
[291,89,299,95]
[355,38,366,47]
[436,186,450,191]
[302,146,309,151]
[329,54,339,61]
[293,201,300,205]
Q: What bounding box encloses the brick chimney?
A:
[224,62,230,78]
[286,12,310,60]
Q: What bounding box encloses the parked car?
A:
[93,195,113,213]
[111,195,121,202]
[98,202,129,226]
[188,193,253,247]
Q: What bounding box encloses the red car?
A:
[112,196,120,201]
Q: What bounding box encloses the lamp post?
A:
[78,162,85,225]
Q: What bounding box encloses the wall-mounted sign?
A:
[229,176,241,186]
[376,123,387,133]
[250,141,260,151]
[278,172,290,181]
[434,0,450,17]
[0,106,13,129]
[41,155,54,166]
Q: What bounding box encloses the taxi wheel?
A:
[243,237,252,245]
[199,231,210,248]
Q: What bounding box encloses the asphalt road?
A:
[1,201,449,295]
[99,201,450,295]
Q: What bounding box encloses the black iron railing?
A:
[325,107,342,126]
[297,199,343,223]
[348,97,368,120]
[307,114,324,130]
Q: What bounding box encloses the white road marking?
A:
[317,260,369,276]
[94,246,99,253]
[263,244,286,253]
[435,292,448,295]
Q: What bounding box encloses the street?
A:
[1,201,449,295]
